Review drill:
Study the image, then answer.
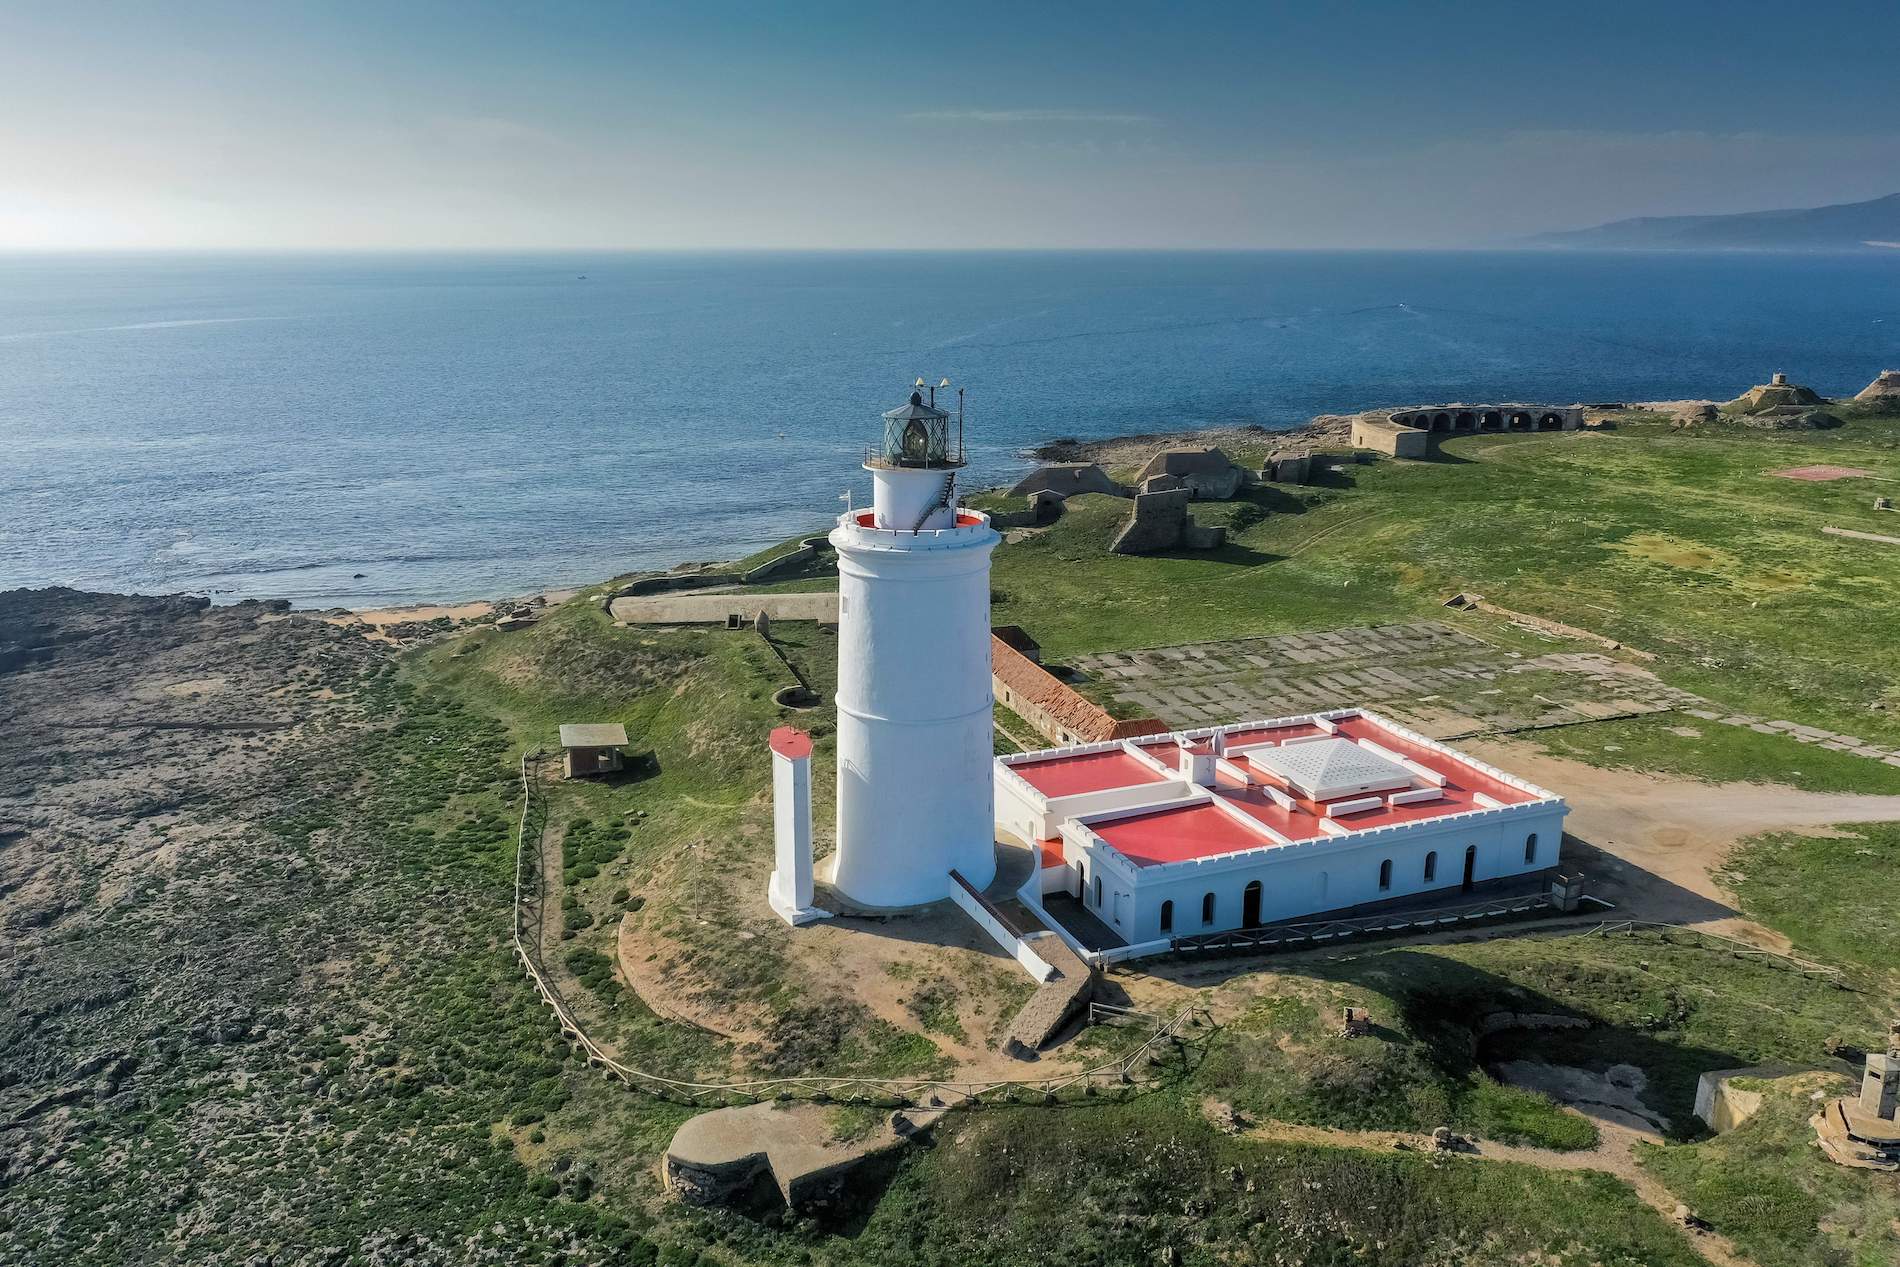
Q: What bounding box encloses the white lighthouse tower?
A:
[823,385,1000,907]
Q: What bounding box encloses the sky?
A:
[3,0,1898,250]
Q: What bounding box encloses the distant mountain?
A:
[1527,192,1900,251]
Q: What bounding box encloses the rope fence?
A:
[510,750,1213,1109]
[1567,918,1851,985]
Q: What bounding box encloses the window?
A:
[1094,874,1103,907]
[1201,892,1215,925]
[1524,833,1538,864]
[1159,900,1173,934]
[1423,851,1437,883]
[1378,859,1393,891]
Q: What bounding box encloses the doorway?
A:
[1242,880,1263,928]
[1461,845,1477,891]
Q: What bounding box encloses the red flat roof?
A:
[1329,714,1533,806]
[1093,802,1268,867]
[1012,747,1169,799]
[1223,721,1330,748]
[1208,774,1331,842]
[1017,712,1552,868]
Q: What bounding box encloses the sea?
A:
[3,250,1897,609]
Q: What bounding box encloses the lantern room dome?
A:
[874,388,961,469]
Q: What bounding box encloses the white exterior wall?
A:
[994,761,1193,844]
[827,500,999,907]
[1076,804,1567,943]
[871,464,958,531]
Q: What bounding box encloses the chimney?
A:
[767,727,831,927]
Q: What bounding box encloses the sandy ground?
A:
[1461,736,1900,949]
[327,588,581,643]
[611,836,1093,1080]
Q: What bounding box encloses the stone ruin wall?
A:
[1383,404,1585,434]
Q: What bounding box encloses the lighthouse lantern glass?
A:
[878,410,952,466]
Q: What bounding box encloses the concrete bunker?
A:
[1357,403,1583,455]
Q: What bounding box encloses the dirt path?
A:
[1462,737,1900,949]
[1225,1110,1755,1267]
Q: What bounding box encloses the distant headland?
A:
[1527,191,1900,252]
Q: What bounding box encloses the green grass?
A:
[1191,920,1887,1145]
[833,1098,1708,1267]
[1193,975,1596,1149]
[1640,1078,1900,1267]
[1721,822,1900,979]
[1528,712,1900,794]
[411,598,960,1084]
[989,419,1900,772]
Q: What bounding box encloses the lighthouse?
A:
[821,385,1001,907]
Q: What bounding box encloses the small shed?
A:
[558,723,628,779]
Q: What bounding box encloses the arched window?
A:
[1159,900,1174,934]
[1423,851,1437,883]
[1378,859,1393,891]
[1524,833,1538,864]
[1094,874,1103,906]
[1201,892,1215,925]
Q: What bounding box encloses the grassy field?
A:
[986,406,1900,759]
[840,1098,1711,1267]
[1641,1077,1900,1267]
[1718,822,1900,981]
[24,405,1900,1265]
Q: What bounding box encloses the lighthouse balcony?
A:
[833,507,995,549]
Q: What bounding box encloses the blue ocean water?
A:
[2,250,1896,608]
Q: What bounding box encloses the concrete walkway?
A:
[610,591,838,625]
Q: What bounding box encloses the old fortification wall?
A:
[1109,488,1226,555]
[1350,416,1429,458]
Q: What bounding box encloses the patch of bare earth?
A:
[611,853,1077,1080]
[1461,738,1900,949]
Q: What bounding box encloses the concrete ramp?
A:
[1001,930,1098,1058]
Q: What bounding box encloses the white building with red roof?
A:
[995,708,1567,950]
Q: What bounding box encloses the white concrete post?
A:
[767,726,830,926]
[1862,1052,1899,1121]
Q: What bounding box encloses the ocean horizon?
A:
[4,248,1897,609]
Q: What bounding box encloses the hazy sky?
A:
[4,0,1898,250]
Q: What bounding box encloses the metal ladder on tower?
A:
[912,471,956,534]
